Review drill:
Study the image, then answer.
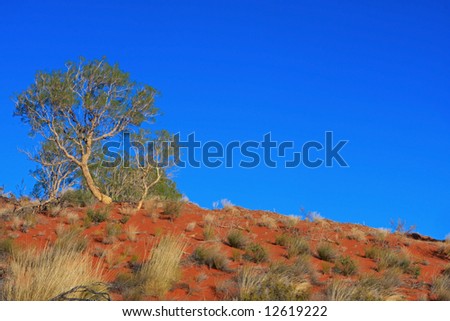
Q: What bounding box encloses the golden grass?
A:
[125,224,139,242]
[257,214,278,229]
[138,234,186,297]
[2,244,103,300]
[347,227,366,241]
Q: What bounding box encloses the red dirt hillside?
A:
[0,198,449,301]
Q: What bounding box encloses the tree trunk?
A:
[80,163,112,204]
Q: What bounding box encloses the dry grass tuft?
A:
[2,244,104,300]
[138,234,186,297]
[185,222,196,232]
[125,224,139,242]
[257,214,278,229]
[347,227,366,241]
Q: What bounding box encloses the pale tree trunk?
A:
[80,163,112,204]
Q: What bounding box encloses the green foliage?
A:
[316,242,337,262]
[244,243,269,263]
[60,189,95,207]
[334,256,358,276]
[227,230,248,249]
[86,207,110,224]
[162,200,182,221]
[286,236,310,258]
[191,246,230,271]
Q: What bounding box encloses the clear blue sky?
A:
[1,0,449,238]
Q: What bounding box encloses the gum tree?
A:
[14,58,158,204]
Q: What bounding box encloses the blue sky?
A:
[1,0,449,238]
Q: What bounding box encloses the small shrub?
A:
[162,200,182,221]
[365,246,381,259]
[227,229,248,249]
[334,256,358,276]
[257,214,277,229]
[119,205,137,216]
[286,236,310,258]
[86,207,110,224]
[66,211,79,225]
[191,245,230,271]
[275,234,290,247]
[204,213,215,225]
[60,189,95,207]
[48,205,62,217]
[316,242,337,262]
[244,243,269,263]
[103,223,122,244]
[281,215,300,229]
[347,227,366,241]
[231,249,242,262]
[376,248,411,273]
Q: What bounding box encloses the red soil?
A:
[0,201,448,301]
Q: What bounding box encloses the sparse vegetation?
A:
[316,242,337,262]
[334,256,358,276]
[244,243,269,263]
[162,200,182,221]
[286,236,310,259]
[227,229,248,249]
[86,207,110,224]
[257,214,278,229]
[347,227,366,241]
[191,245,230,271]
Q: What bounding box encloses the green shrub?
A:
[334,256,358,276]
[376,249,411,272]
[286,236,310,258]
[364,246,381,259]
[316,242,337,262]
[274,234,290,247]
[162,200,182,221]
[227,229,248,249]
[86,207,110,224]
[191,245,230,271]
[244,243,269,263]
[60,189,95,207]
